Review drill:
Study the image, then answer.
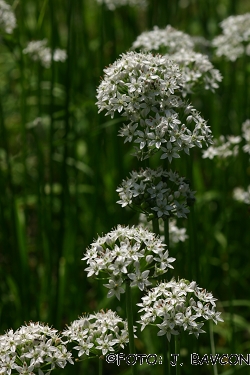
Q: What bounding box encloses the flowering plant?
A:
[83,225,175,299]
[137,279,223,341]
[132,25,195,53]
[96,51,212,161]
[0,0,16,34]
[132,27,222,95]
[62,310,131,357]
[0,322,73,375]
[212,13,250,61]
[202,135,241,160]
[23,40,67,68]
[165,49,222,95]
[117,167,195,219]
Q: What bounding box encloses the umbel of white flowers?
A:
[202,119,250,160]
[96,51,213,161]
[82,225,175,300]
[202,135,241,160]
[132,25,195,53]
[132,26,222,95]
[0,0,16,34]
[0,322,73,375]
[117,167,195,220]
[62,309,133,357]
[137,278,224,341]
[23,40,67,69]
[212,13,250,61]
[164,49,222,96]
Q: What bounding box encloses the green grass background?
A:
[0,0,250,374]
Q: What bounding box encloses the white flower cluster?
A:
[62,310,131,357]
[117,167,195,219]
[97,51,212,161]
[132,27,222,95]
[139,214,188,245]
[242,119,250,155]
[96,0,147,10]
[23,40,67,68]
[0,0,16,33]
[82,225,175,300]
[0,322,73,375]
[132,25,195,53]
[166,49,222,95]
[233,186,250,205]
[212,13,250,61]
[137,279,223,341]
[202,135,241,160]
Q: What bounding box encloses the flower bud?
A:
[146,255,153,263]
[147,213,155,221]
[141,201,149,209]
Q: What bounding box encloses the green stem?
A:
[175,335,180,375]
[164,218,169,249]
[98,357,103,375]
[152,218,160,236]
[163,335,170,375]
[186,156,199,281]
[125,280,137,375]
[209,321,218,375]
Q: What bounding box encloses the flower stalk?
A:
[99,357,103,375]
[175,335,180,375]
[126,279,137,375]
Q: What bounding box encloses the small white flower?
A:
[96,335,116,355]
[157,324,179,342]
[74,339,94,357]
[13,362,35,375]
[128,268,151,291]
[187,323,205,338]
[103,278,125,300]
